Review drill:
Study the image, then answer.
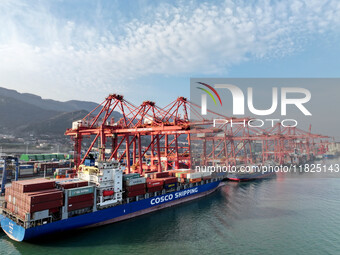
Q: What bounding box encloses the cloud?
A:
[0,0,340,102]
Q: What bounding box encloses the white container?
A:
[144,173,154,178]
[126,177,146,186]
[200,171,212,177]
[187,172,201,179]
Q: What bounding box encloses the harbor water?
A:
[1,159,340,255]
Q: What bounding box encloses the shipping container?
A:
[57,180,88,189]
[200,171,212,177]
[19,168,34,177]
[160,177,177,185]
[10,199,64,214]
[68,200,93,211]
[146,179,164,188]
[25,189,63,204]
[125,177,146,186]
[12,179,55,193]
[123,173,140,181]
[19,165,34,170]
[187,172,202,179]
[154,172,170,178]
[68,193,94,204]
[68,186,94,197]
[189,178,202,183]
[126,189,146,197]
[147,186,163,193]
[126,183,146,192]
[144,172,155,178]
[164,183,177,190]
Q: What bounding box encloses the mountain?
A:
[0,94,59,128]
[20,110,90,136]
[0,86,124,137]
[0,87,104,136]
[0,87,98,112]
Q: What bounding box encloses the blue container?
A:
[84,159,95,166]
[164,183,177,190]
[20,165,34,170]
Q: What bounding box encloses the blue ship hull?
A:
[1,181,220,241]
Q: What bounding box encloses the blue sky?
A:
[0,0,340,106]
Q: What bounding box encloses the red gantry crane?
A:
[65,94,332,173]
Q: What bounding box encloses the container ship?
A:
[0,159,222,241]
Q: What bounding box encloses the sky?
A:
[1,0,340,107]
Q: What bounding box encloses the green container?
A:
[36,154,44,160]
[57,154,65,160]
[68,186,94,197]
[20,154,37,161]
[44,154,53,160]
[49,154,56,160]
[123,173,140,181]
[67,154,74,160]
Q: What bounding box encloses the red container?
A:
[144,170,157,174]
[68,193,94,204]
[147,186,163,193]
[12,179,55,193]
[58,180,88,189]
[25,189,63,204]
[68,200,93,211]
[127,189,146,197]
[126,183,146,192]
[76,181,88,188]
[103,190,114,196]
[28,199,63,213]
[154,172,170,178]
[161,177,177,184]
[58,182,77,189]
[146,179,164,188]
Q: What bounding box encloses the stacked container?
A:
[155,177,176,190]
[123,174,146,197]
[175,170,194,183]
[18,165,34,177]
[35,161,73,176]
[56,179,88,190]
[144,170,157,178]
[200,171,212,180]
[186,172,202,183]
[5,179,63,220]
[65,169,77,178]
[67,186,94,211]
[153,172,170,179]
[146,179,164,192]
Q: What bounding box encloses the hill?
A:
[20,110,90,136]
[0,87,98,112]
[0,87,101,137]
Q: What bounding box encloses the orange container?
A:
[189,178,202,183]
